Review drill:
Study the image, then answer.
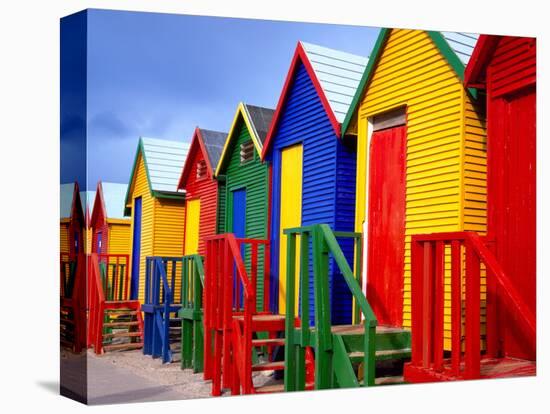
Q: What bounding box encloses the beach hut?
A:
[177,128,227,255]
[90,182,131,255]
[125,137,189,302]
[341,30,483,346]
[60,182,85,257]
[216,103,274,308]
[464,34,536,361]
[261,42,368,323]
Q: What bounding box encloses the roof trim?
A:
[342,29,478,136]
[90,181,107,228]
[177,128,215,190]
[261,41,342,160]
[215,102,263,176]
[464,35,500,88]
[124,137,185,208]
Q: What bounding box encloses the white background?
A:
[0,0,547,412]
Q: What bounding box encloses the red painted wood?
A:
[366,125,406,327]
[485,37,536,360]
[422,242,433,369]
[450,240,462,374]
[179,129,219,256]
[433,241,445,371]
[464,243,480,379]
[410,239,423,365]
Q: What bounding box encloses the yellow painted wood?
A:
[184,199,201,255]
[60,223,69,255]
[355,29,487,349]
[278,144,302,315]
[107,222,131,255]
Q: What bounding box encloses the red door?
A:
[489,87,536,360]
[367,125,406,327]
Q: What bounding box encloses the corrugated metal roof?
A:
[198,129,227,170]
[80,190,96,215]
[141,137,190,194]
[300,42,369,123]
[243,104,275,146]
[101,183,128,219]
[60,183,75,219]
[441,32,480,66]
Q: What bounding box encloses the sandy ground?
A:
[60,348,282,404]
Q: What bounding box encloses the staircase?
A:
[142,256,183,363]
[88,253,144,354]
[283,224,411,390]
[404,232,536,382]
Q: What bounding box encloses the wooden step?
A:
[103,342,143,352]
[103,321,141,328]
[348,348,411,363]
[254,383,284,394]
[252,361,285,372]
[234,314,285,331]
[252,338,285,347]
[104,310,138,316]
[103,331,143,339]
[375,376,404,385]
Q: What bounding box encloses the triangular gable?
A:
[93,182,129,226]
[261,41,368,159]
[60,182,85,224]
[342,29,480,136]
[178,128,227,189]
[216,103,274,176]
[125,137,189,208]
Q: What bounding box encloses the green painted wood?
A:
[218,120,269,309]
[332,334,360,388]
[284,232,297,392]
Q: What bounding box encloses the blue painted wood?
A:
[232,188,247,306]
[130,196,142,300]
[266,62,356,324]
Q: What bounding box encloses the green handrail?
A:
[283,224,378,391]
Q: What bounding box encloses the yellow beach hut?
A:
[125,137,190,302]
[342,29,485,349]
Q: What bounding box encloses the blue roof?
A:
[60,183,76,219]
[441,32,480,66]
[300,42,368,123]
[141,137,190,194]
[100,182,129,219]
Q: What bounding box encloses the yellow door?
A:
[278,144,303,314]
[184,199,201,255]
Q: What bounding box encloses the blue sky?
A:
[64,9,380,189]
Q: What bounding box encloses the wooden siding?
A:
[181,140,219,256]
[356,29,487,348]
[220,120,270,309]
[487,36,536,98]
[153,197,186,303]
[60,223,69,255]
[107,222,131,255]
[267,61,355,324]
[128,153,155,303]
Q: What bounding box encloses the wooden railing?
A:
[203,234,270,396]
[88,253,106,352]
[98,254,130,301]
[179,254,205,371]
[142,257,182,363]
[60,253,77,298]
[283,224,378,390]
[409,231,536,379]
[60,253,86,352]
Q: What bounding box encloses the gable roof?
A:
[100,182,129,220]
[80,190,96,216]
[261,41,368,159]
[125,137,189,207]
[177,127,227,189]
[216,102,274,176]
[463,34,501,87]
[342,29,480,136]
[60,182,84,222]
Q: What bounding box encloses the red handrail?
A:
[88,253,106,353]
[409,231,536,380]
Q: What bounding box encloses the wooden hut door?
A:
[232,188,247,306]
[490,87,536,360]
[367,125,406,327]
[278,144,303,315]
[184,199,201,255]
[130,196,142,300]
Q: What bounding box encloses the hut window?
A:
[196,160,207,179]
[240,140,254,164]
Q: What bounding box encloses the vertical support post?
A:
[410,237,424,366]
[354,235,363,325]
[465,241,481,379]
[451,240,462,375]
[251,243,258,313]
[313,225,333,390]
[421,242,434,369]
[433,241,445,371]
[284,231,297,392]
[264,242,270,313]
[485,241,499,358]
